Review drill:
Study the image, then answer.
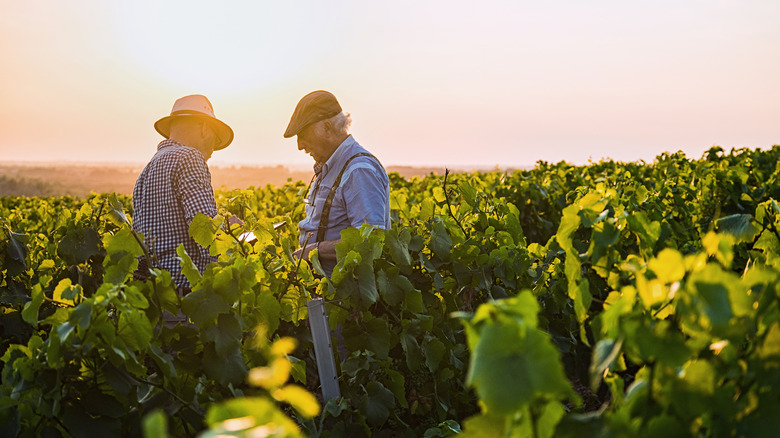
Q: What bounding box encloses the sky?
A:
[1,0,778,169]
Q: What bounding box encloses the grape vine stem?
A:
[126,372,206,419]
[443,169,469,238]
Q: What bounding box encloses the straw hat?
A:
[154,94,234,150]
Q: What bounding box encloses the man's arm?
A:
[177,154,244,235]
[174,151,220,267]
[341,165,391,229]
[293,161,389,265]
[177,151,219,222]
[294,239,337,265]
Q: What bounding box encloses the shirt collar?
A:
[320,135,355,174]
[157,139,208,161]
[157,138,185,151]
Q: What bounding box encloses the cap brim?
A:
[284,116,308,138]
[155,114,234,150]
[284,110,341,138]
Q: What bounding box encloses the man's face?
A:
[296,122,330,163]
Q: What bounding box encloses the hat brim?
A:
[154,114,234,150]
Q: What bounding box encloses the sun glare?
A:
[109,2,320,94]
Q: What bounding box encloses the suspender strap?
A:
[317,152,384,242]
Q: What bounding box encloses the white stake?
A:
[307,297,341,401]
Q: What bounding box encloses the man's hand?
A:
[227,215,244,227]
[293,242,317,260]
[293,240,337,263]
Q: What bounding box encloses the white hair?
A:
[309,112,352,142]
[314,111,351,136]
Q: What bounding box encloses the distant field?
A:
[0,162,458,197]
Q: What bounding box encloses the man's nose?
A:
[297,139,305,151]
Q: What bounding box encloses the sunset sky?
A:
[1,1,778,168]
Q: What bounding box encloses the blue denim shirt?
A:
[299,135,390,270]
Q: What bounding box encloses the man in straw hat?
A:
[285,90,390,276]
[132,94,236,296]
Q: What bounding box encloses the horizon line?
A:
[0,159,535,171]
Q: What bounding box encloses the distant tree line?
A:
[0,175,71,197]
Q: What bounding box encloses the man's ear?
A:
[321,119,333,134]
[199,121,216,142]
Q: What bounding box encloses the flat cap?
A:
[284,90,342,138]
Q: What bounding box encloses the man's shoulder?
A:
[341,151,388,188]
[348,148,385,175]
[341,140,379,166]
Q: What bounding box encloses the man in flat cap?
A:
[133,94,236,296]
[285,90,390,276]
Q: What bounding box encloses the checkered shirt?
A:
[132,139,218,288]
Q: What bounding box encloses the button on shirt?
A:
[132,139,218,288]
[299,135,391,252]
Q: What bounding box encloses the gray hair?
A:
[315,111,351,136]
